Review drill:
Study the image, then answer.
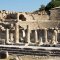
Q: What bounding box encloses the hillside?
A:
[45,0,60,11]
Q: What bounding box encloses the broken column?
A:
[15,23,19,43]
[54,30,58,44]
[44,28,48,44]
[6,28,10,43]
[52,35,56,44]
[34,30,38,43]
[22,30,25,37]
[10,33,13,42]
[17,13,19,21]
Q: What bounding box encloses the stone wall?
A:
[0,10,49,22]
[0,10,17,21]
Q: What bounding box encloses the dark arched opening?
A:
[19,14,26,21]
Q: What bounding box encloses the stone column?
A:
[27,25,31,44]
[54,30,58,43]
[6,29,10,43]
[52,35,56,44]
[44,28,48,44]
[15,23,19,43]
[17,13,19,21]
[39,37,43,45]
[22,30,25,37]
[10,33,13,42]
[35,30,38,43]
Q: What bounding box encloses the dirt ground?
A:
[0,55,60,60]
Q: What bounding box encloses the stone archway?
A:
[19,14,26,21]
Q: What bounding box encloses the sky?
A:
[0,0,51,12]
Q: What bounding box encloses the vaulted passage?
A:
[19,14,26,21]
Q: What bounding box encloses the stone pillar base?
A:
[25,42,32,46]
[52,41,57,45]
[44,41,49,44]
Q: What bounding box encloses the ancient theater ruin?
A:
[0,7,60,46]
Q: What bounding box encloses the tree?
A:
[39,5,45,11]
[33,5,45,13]
[45,0,60,11]
[33,0,60,13]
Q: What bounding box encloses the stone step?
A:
[0,46,60,56]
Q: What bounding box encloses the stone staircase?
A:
[0,46,60,56]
